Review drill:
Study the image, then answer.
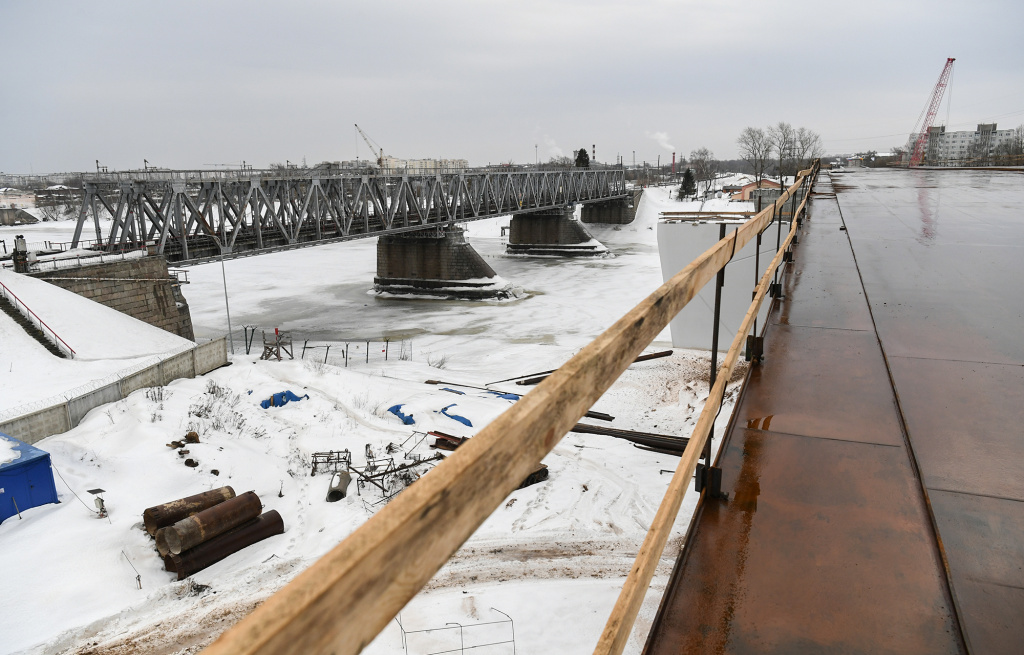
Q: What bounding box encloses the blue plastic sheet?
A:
[440,388,466,395]
[440,404,473,427]
[484,390,521,401]
[388,404,416,425]
[260,390,309,409]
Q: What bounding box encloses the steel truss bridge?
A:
[72,168,628,264]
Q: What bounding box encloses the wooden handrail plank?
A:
[203,166,818,655]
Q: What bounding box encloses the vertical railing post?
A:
[704,222,727,464]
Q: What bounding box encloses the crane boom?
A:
[909,58,955,167]
[354,124,385,168]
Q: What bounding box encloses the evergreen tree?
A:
[575,148,590,168]
[679,168,696,198]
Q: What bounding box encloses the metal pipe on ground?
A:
[143,486,237,536]
[570,423,689,453]
[491,350,674,386]
[170,510,285,580]
[159,491,263,555]
[326,472,352,502]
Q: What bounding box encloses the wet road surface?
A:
[645,169,1024,654]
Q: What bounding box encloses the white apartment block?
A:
[922,123,1015,162]
[381,156,468,171]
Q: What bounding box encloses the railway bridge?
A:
[71,167,637,298]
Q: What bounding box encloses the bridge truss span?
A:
[72,168,627,264]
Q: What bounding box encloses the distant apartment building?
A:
[380,156,468,172]
[316,158,469,173]
[922,123,1016,163]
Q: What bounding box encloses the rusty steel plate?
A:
[645,429,964,655]
[735,325,904,447]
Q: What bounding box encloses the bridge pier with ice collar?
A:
[580,189,642,225]
[374,225,519,300]
[506,206,608,257]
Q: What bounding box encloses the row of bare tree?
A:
[737,122,824,188]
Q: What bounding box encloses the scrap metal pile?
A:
[311,440,447,506]
[142,487,284,580]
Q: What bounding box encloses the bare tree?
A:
[736,127,772,188]
[794,127,824,170]
[547,155,574,169]
[995,124,1024,161]
[689,147,718,197]
[767,121,795,186]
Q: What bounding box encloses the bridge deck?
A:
[645,169,1024,654]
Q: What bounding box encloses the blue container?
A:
[0,431,59,524]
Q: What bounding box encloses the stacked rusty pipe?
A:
[142,487,285,580]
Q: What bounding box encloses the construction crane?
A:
[354,124,385,168]
[908,58,955,167]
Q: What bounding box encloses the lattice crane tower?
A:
[908,58,955,167]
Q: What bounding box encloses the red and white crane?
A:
[908,58,956,167]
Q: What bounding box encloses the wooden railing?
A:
[203,163,820,655]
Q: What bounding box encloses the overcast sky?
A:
[2,0,1022,173]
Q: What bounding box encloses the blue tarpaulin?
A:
[484,390,521,401]
[260,390,309,409]
[388,404,415,425]
[440,404,473,427]
[1,431,59,524]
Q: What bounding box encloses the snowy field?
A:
[0,184,752,654]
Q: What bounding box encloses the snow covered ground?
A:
[0,185,751,654]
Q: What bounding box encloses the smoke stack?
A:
[672,152,676,175]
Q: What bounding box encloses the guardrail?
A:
[0,279,76,358]
[201,163,820,655]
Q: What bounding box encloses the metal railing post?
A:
[704,222,727,463]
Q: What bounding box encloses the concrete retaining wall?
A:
[0,405,71,444]
[31,257,195,340]
[68,383,121,426]
[119,363,163,398]
[161,350,196,385]
[0,337,228,445]
[194,338,227,373]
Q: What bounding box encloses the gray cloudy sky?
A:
[2,0,1022,172]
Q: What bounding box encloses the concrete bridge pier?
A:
[580,189,642,225]
[374,226,517,300]
[507,207,608,256]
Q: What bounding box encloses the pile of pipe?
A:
[141,487,284,580]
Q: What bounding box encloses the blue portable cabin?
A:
[0,431,59,524]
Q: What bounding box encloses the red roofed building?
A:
[730,179,781,201]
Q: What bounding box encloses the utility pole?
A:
[220,253,235,354]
